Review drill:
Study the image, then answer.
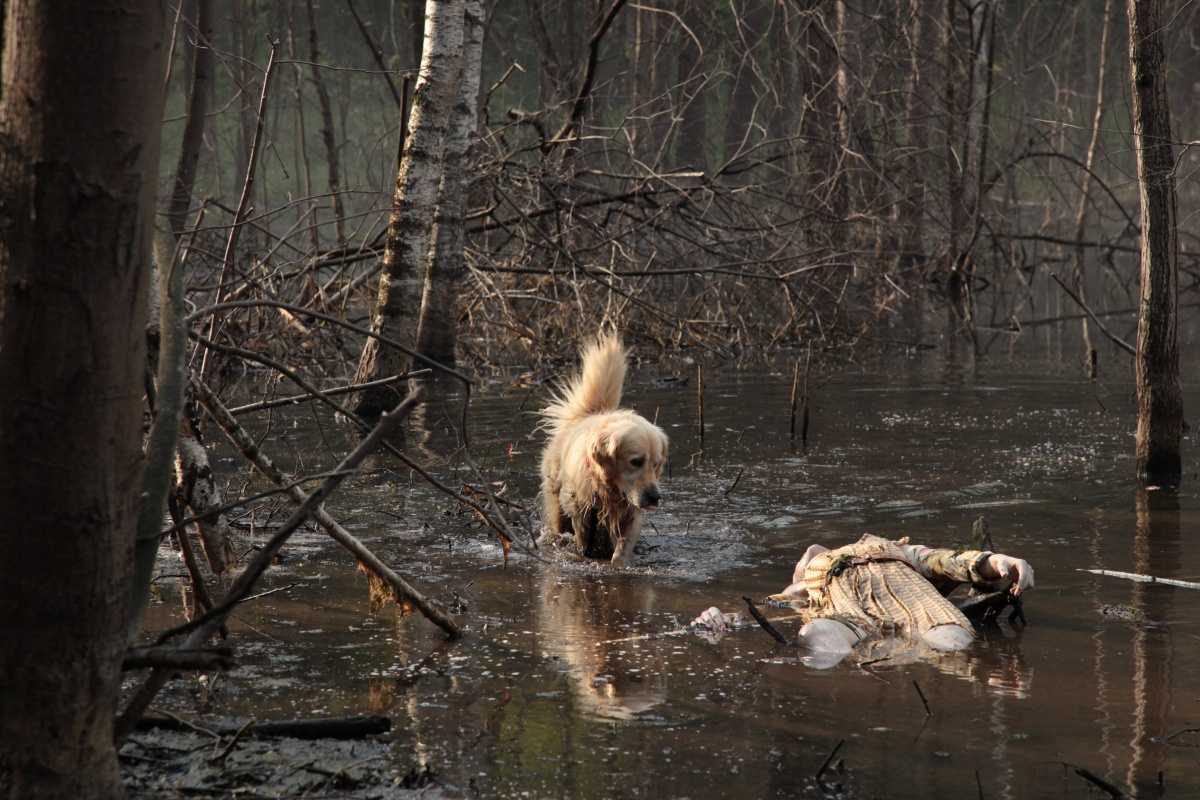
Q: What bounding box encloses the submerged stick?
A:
[913,680,932,716]
[723,468,744,497]
[1073,766,1126,798]
[115,390,427,745]
[195,379,461,637]
[814,739,844,780]
[801,341,812,445]
[789,358,800,440]
[741,596,792,646]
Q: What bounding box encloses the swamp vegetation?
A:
[1,0,1199,798]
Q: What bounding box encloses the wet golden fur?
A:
[539,335,668,564]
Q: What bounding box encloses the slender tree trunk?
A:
[798,4,845,247]
[1073,0,1113,377]
[1128,0,1184,487]
[415,0,483,367]
[723,0,766,181]
[167,0,214,235]
[674,1,709,173]
[0,3,169,798]
[896,0,936,270]
[305,0,347,246]
[352,0,464,419]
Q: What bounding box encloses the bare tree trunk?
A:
[1128,0,1184,487]
[305,0,347,246]
[674,1,709,172]
[415,0,483,368]
[1072,0,1114,377]
[896,0,936,270]
[0,3,169,798]
[352,0,465,420]
[723,0,766,181]
[524,0,565,109]
[167,0,214,236]
[231,0,256,184]
[798,3,845,248]
[161,0,235,584]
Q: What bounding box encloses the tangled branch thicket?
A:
[172,1,1199,383]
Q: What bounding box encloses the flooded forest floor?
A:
[124,321,1200,799]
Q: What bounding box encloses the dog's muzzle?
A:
[639,486,661,511]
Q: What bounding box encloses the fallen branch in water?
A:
[912,680,932,716]
[814,738,844,781]
[194,378,462,637]
[742,596,792,646]
[115,389,425,745]
[135,714,392,740]
[1050,273,1135,356]
[1071,765,1127,798]
[1153,726,1200,744]
[1082,568,1200,590]
[122,645,236,672]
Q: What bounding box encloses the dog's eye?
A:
[630,456,645,468]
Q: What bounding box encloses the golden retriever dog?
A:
[539,335,668,565]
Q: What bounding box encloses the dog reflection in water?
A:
[539,334,668,565]
[538,570,667,721]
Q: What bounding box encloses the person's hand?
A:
[692,607,734,632]
[985,554,1035,596]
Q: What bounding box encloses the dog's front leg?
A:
[610,511,643,566]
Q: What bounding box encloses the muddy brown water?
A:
[139,343,1200,799]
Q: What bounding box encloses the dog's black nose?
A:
[640,486,661,510]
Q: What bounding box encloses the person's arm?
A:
[691,607,744,632]
[978,553,1035,596]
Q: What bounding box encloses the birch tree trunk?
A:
[1128,0,1184,487]
[352,0,464,419]
[415,0,484,368]
[0,3,169,798]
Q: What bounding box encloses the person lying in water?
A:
[693,534,1034,665]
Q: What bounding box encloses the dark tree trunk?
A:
[305,0,347,245]
[723,0,766,182]
[1128,0,1184,487]
[0,2,169,798]
[167,0,214,236]
[674,0,708,172]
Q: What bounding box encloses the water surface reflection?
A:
[139,355,1200,798]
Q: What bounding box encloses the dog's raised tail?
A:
[544,335,627,425]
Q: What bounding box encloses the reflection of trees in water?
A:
[1085,488,1180,796]
[408,382,465,463]
[1127,488,1180,795]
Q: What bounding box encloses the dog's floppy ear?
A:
[587,424,622,480]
